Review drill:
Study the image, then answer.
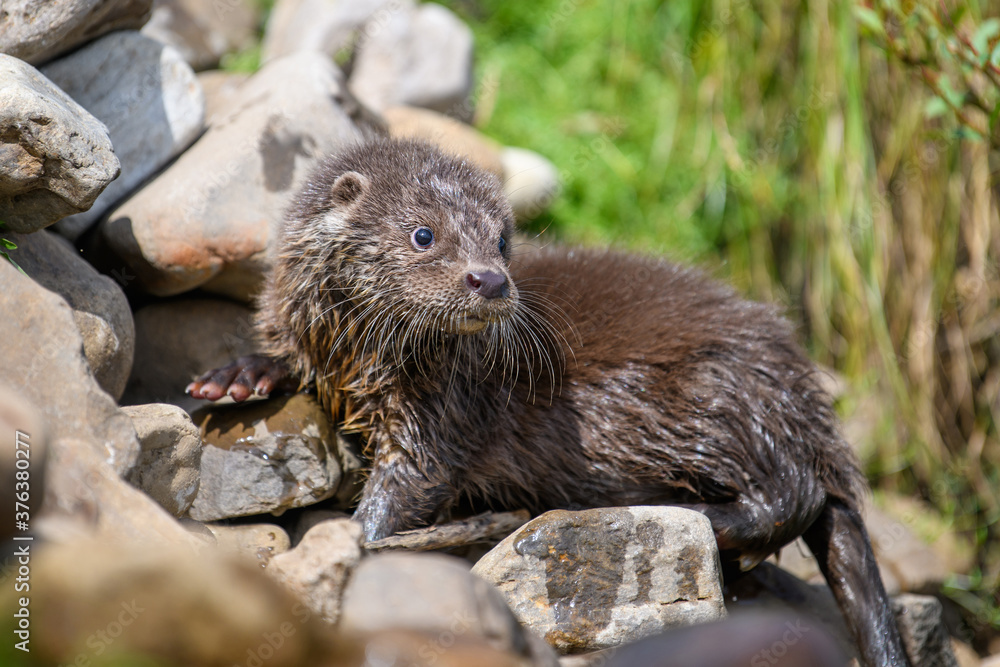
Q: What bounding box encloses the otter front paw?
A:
[185,355,294,402]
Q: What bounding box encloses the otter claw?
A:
[186,355,294,402]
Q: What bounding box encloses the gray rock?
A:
[266,518,363,624]
[724,562,857,658]
[341,552,560,667]
[206,522,292,561]
[891,594,958,667]
[0,0,152,65]
[473,507,727,654]
[122,403,202,516]
[0,258,138,474]
[122,298,257,412]
[0,55,120,233]
[349,2,473,118]
[500,147,560,222]
[42,437,199,548]
[42,31,205,241]
[0,386,47,542]
[726,562,958,666]
[99,52,367,298]
[262,0,400,63]
[187,394,344,521]
[142,0,260,71]
[9,230,134,400]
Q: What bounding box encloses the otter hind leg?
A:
[186,354,294,402]
[691,495,822,573]
[802,499,911,667]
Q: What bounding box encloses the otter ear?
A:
[330,171,369,207]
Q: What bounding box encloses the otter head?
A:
[296,138,518,338]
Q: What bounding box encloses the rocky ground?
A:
[0,1,989,666]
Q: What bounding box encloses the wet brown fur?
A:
[248,138,908,667]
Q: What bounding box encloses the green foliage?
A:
[0,220,26,276]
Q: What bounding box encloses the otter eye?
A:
[498,237,507,254]
[412,227,434,250]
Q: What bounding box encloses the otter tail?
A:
[802,499,912,667]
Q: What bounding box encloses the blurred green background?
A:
[229,0,1000,636]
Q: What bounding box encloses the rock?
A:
[951,640,981,667]
[383,105,504,177]
[122,403,202,516]
[9,230,134,400]
[473,507,726,654]
[262,0,399,63]
[349,2,473,118]
[2,539,341,666]
[599,615,848,667]
[727,562,959,666]
[142,0,260,71]
[892,595,959,667]
[207,523,292,561]
[341,552,560,667]
[0,258,138,474]
[122,298,257,412]
[266,518,363,624]
[42,31,205,240]
[725,562,857,658]
[0,386,47,542]
[0,54,120,233]
[290,508,352,546]
[198,69,249,126]
[42,437,199,548]
[0,0,153,65]
[187,394,345,521]
[500,147,560,221]
[99,52,368,298]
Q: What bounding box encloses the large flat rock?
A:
[473,507,726,654]
[187,394,345,521]
[0,54,120,233]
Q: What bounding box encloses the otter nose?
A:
[466,270,508,299]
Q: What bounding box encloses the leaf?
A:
[936,75,965,109]
[990,41,1000,67]
[1,238,16,250]
[853,6,885,37]
[972,18,1000,63]
[925,96,950,119]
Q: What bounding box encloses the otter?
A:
[187,138,910,667]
